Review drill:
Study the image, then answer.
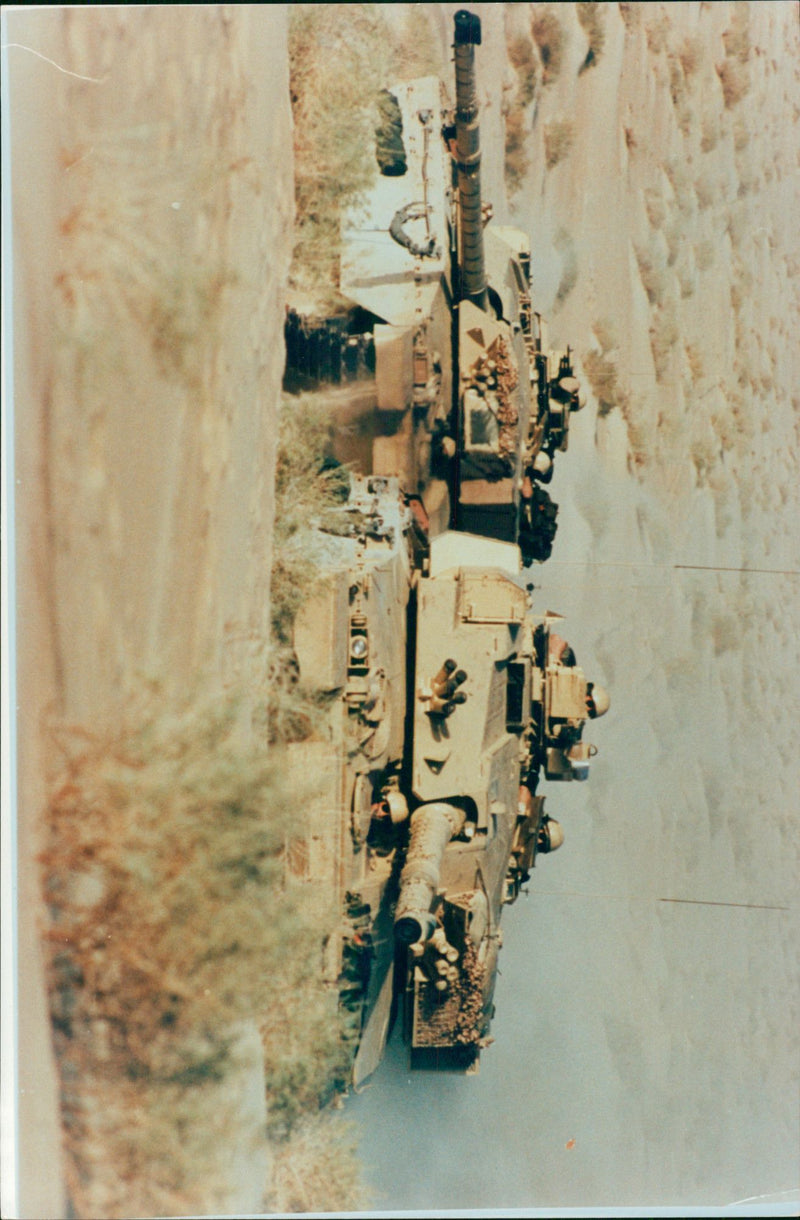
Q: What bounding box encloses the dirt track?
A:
[7,7,292,1214]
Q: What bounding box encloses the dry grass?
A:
[664,157,696,217]
[267,1115,370,1214]
[700,113,721,153]
[289,5,444,307]
[576,1,606,72]
[717,57,751,108]
[505,103,531,194]
[504,28,537,193]
[41,690,361,1217]
[635,241,668,307]
[723,3,752,63]
[695,239,716,272]
[531,6,567,84]
[685,342,705,384]
[582,319,629,418]
[544,117,575,169]
[650,300,680,382]
[645,10,669,55]
[618,2,641,32]
[644,187,667,231]
[694,172,716,211]
[553,226,578,309]
[507,31,538,106]
[271,394,349,647]
[678,35,702,80]
[733,114,750,152]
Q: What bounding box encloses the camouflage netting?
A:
[375,89,407,176]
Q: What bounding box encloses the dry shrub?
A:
[690,429,718,485]
[582,319,629,417]
[267,1115,369,1214]
[664,157,695,216]
[664,217,682,268]
[695,239,716,271]
[701,113,721,153]
[507,32,538,105]
[678,261,697,299]
[677,101,695,138]
[650,300,680,382]
[685,342,705,383]
[582,350,628,418]
[41,693,360,1217]
[289,5,445,306]
[678,35,702,79]
[553,226,578,309]
[668,55,687,109]
[722,4,752,63]
[271,394,349,647]
[544,117,575,169]
[505,104,530,194]
[576,1,606,72]
[644,186,667,230]
[695,171,716,210]
[593,317,618,354]
[733,114,750,151]
[717,57,750,108]
[618,2,641,31]
[635,241,668,307]
[645,10,669,55]
[531,5,567,83]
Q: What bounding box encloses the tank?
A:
[285,9,585,565]
[290,474,607,1080]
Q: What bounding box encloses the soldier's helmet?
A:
[539,818,564,853]
[533,451,552,476]
[586,682,610,719]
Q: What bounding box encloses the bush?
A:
[582,320,628,417]
[531,6,567,83]
[650,301,680,382]
[678,35,702,79]
[267,1115,370,1214]
[505,105,531,194]
[722,4,752,63]
[41,692,359,1216]
[700,113,721,153]
[544,117,575,169]
[583,349,626,417]
[553,227,578,309]
[717,58,750,108]
[635,242,668,307]
[576,1,606,72]
[695,239,715,271]
[645,10,669,55]
[270,394,349,647]
[507,32,538,105]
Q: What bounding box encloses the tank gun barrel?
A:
[394,802,466,945]
[453,10,488,310]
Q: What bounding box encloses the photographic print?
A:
[2,4,798,1217]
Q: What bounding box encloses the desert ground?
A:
[353,2,800,1213]
[4,2,799,1217]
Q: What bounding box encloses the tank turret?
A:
[284,10,587,568]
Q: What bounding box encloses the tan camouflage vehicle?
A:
[289,474,608,1079]
[285,9,585,565]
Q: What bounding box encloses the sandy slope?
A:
[353,2,799,1211]
[7,7,292,1215]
